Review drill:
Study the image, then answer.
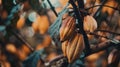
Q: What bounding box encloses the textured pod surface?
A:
[60,16,76,41]
[61,40,68,56]
[67,33,79,63]
[84,15,97,32]
[62,33,85,63]
[71,34,85,62]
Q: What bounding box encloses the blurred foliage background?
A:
[0,0,120,67]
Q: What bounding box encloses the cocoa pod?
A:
[67,33,85,63]
[71,34,85,62]
[67,33,79,63]
[84,15,97,32]
[60,16,76,41]
[61,33,85,63]
[61,40,68,56]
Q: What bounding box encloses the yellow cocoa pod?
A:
[67,33,79,63]
[84,15,97,32]
[61,40,68,56]
[60,16,76,41]
[71,34,85,62]
[66,33,85,63]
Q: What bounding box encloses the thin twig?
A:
[47,0,58,17]
[93,0,106,18]
[91,0,96,13]
[12,31,34,52]
[95,30,120,35]
[48,54,65,64]
[45,54,66,66]
[89,41,119,56]
[3,4,34,52]
[85,5,119,11]
[88,32,110,39]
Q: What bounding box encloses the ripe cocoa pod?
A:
[60,16,76,41]
[67,33,85,63]
[71,34,85,62]
[67,33,79,63]
[61,40,68,56]
[84,15,97,32]
[61,33,85,63]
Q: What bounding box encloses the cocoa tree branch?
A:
[87,32,120,55]
[88,32,110,39]
[77,0,84,9]
[69,0,91,56]
[45,40,120,66]
[47,54,65,64]
[95,29,120,35]
[85,5,119,11]
[44,54,68,67]
[85,40,120,57]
